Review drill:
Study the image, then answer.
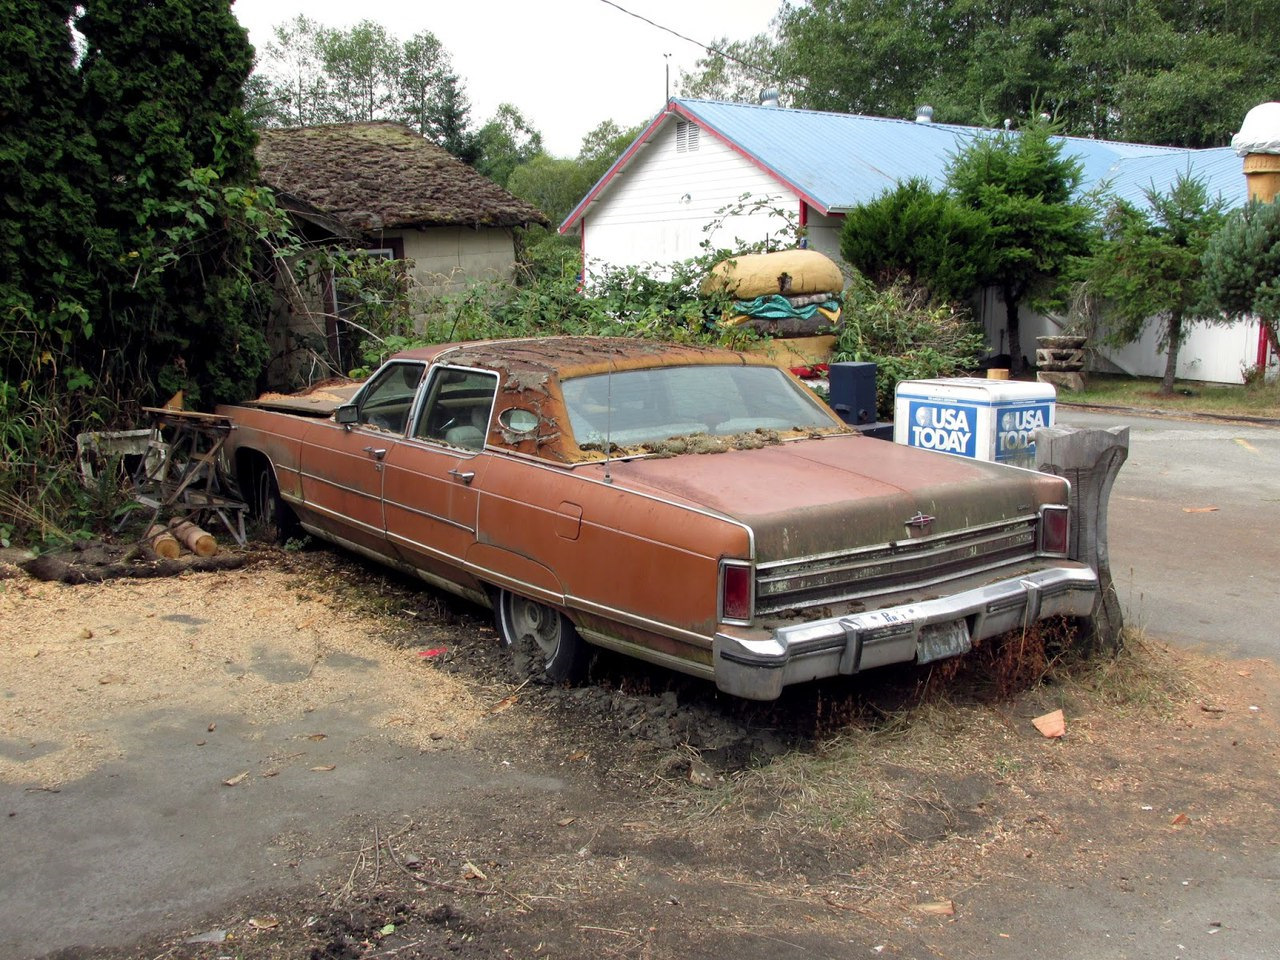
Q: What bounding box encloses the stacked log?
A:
[168,518,218,557]
[145,524,181,559]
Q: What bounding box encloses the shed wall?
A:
[398,226,517,292]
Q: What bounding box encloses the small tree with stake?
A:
[1087,173,1228,396]
[946,117,1095,374]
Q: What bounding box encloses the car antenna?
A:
[603,355,614,484]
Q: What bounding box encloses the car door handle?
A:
[363,446,387,460]
[448,468,475,485]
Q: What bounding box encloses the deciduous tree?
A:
[317,20,400,123]
[681,0,1280,147]
[473,104,544,188]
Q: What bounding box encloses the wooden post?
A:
[1034,425,1130,651]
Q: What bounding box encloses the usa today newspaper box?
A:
[893,378,1056,468]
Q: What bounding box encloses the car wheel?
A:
[495,590,588,683]
[250,463,300,544]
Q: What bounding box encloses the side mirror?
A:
[335,404,358,426]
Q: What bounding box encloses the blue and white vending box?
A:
[893,378,1056,468]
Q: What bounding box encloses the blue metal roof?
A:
[560,98,1248,231]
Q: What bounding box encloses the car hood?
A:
[597,435,1066,562]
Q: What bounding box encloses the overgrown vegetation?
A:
[341,196,801,376]
[1,1,294,547]
[832,279,987,419]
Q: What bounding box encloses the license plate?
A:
[916,619,972,664]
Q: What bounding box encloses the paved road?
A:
[1056,407,1280,661]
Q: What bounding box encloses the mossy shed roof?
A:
[256,122,548,234]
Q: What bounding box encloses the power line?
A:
[592,0,778,80]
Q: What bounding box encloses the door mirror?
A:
[335,403,358,425]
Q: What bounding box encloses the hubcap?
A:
[509,596,559,657]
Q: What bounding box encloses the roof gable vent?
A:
[676,120,700,154]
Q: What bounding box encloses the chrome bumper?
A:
[713,565,1099,700]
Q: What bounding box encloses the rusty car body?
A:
[216,337,1098,700]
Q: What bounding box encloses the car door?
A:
[380,365,498,585]
[298,360,426,555]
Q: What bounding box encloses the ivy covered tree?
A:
[840,178,991,304]
[1,0,106,528]
[1203,198,1280,362]
[78,0,268,403]
[1,0,100,362]
[1087,174,1228,395]
[946,119,1095,373]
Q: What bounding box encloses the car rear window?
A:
[561,364,837,448]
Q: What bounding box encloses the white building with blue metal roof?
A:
[561,97,1268,385]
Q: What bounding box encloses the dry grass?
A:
[1065,372,1280,418]
[667,626,1198,841]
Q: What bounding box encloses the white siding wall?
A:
[803,210,846,265]
[981,290,1267,384]
[583,122,800,275]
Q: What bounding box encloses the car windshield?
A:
[561,364,838,449]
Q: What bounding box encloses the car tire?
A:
[495,590,588,684]
[250,462,301,545]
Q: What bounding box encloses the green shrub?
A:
[833,278,987,419]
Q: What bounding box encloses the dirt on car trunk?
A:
[2,546,1278,960]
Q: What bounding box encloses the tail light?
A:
[1039,504,1070,556]
[719,560,754,623]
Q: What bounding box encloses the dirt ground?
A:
[2,545,1278,960]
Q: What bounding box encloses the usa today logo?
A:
[997,405,1051,457]
[908,402,975,456]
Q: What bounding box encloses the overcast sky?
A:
[232,0,784,156]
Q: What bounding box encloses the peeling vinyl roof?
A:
[257,122,549,234]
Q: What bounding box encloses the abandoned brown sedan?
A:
[217,337,1097,699]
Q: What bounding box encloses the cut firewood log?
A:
[168,518,217,557]
[145,524,181,559]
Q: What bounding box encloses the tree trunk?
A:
[1005,288,1024,376]
[1160,313,1183,396]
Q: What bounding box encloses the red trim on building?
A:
[1259,323,1270,369]
[559,107,672,234]
[667,102,834,215]
[559,99,839,234]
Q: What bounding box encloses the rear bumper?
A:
[712,564,1099,700]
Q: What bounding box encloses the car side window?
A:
[355,362,425,433]
[412,367,499,451]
